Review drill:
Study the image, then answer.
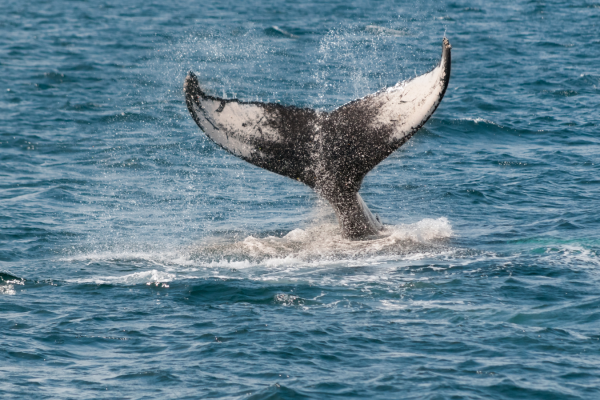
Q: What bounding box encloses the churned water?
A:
[2,0,600,398]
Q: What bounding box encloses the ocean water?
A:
[2,0,600,398]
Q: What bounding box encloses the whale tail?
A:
[184,38,451,238]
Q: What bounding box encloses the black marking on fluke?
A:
[184,38,452,239]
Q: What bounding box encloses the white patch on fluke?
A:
[341,38,451,143]
[189,97,286,159]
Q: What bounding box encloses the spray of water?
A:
[80,17,452,271]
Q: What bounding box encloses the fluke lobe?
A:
[184,38,451,239]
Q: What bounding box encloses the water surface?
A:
[2,0,600,398]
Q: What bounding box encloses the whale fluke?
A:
[184,38,451,239]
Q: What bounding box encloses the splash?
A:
[190,217,453,264]
[0,271,25,295]
[63,217,454,286]
[365,25,408,37]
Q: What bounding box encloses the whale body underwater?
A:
[184,38,452,239]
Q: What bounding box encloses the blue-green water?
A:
[2,0,600,398]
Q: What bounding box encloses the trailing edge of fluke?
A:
[184,38,451,239]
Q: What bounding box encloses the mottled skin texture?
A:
[184,39,451,239]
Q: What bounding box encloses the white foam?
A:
[380,299,484,312]
[62,218,455,286]
[61,250,197,267]
[0,279,23,295]
[462,117,503,127]
[68,269,177,285]
[540,244,600,270]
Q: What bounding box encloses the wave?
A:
[266,26,298,39]
[0,270,25,295]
